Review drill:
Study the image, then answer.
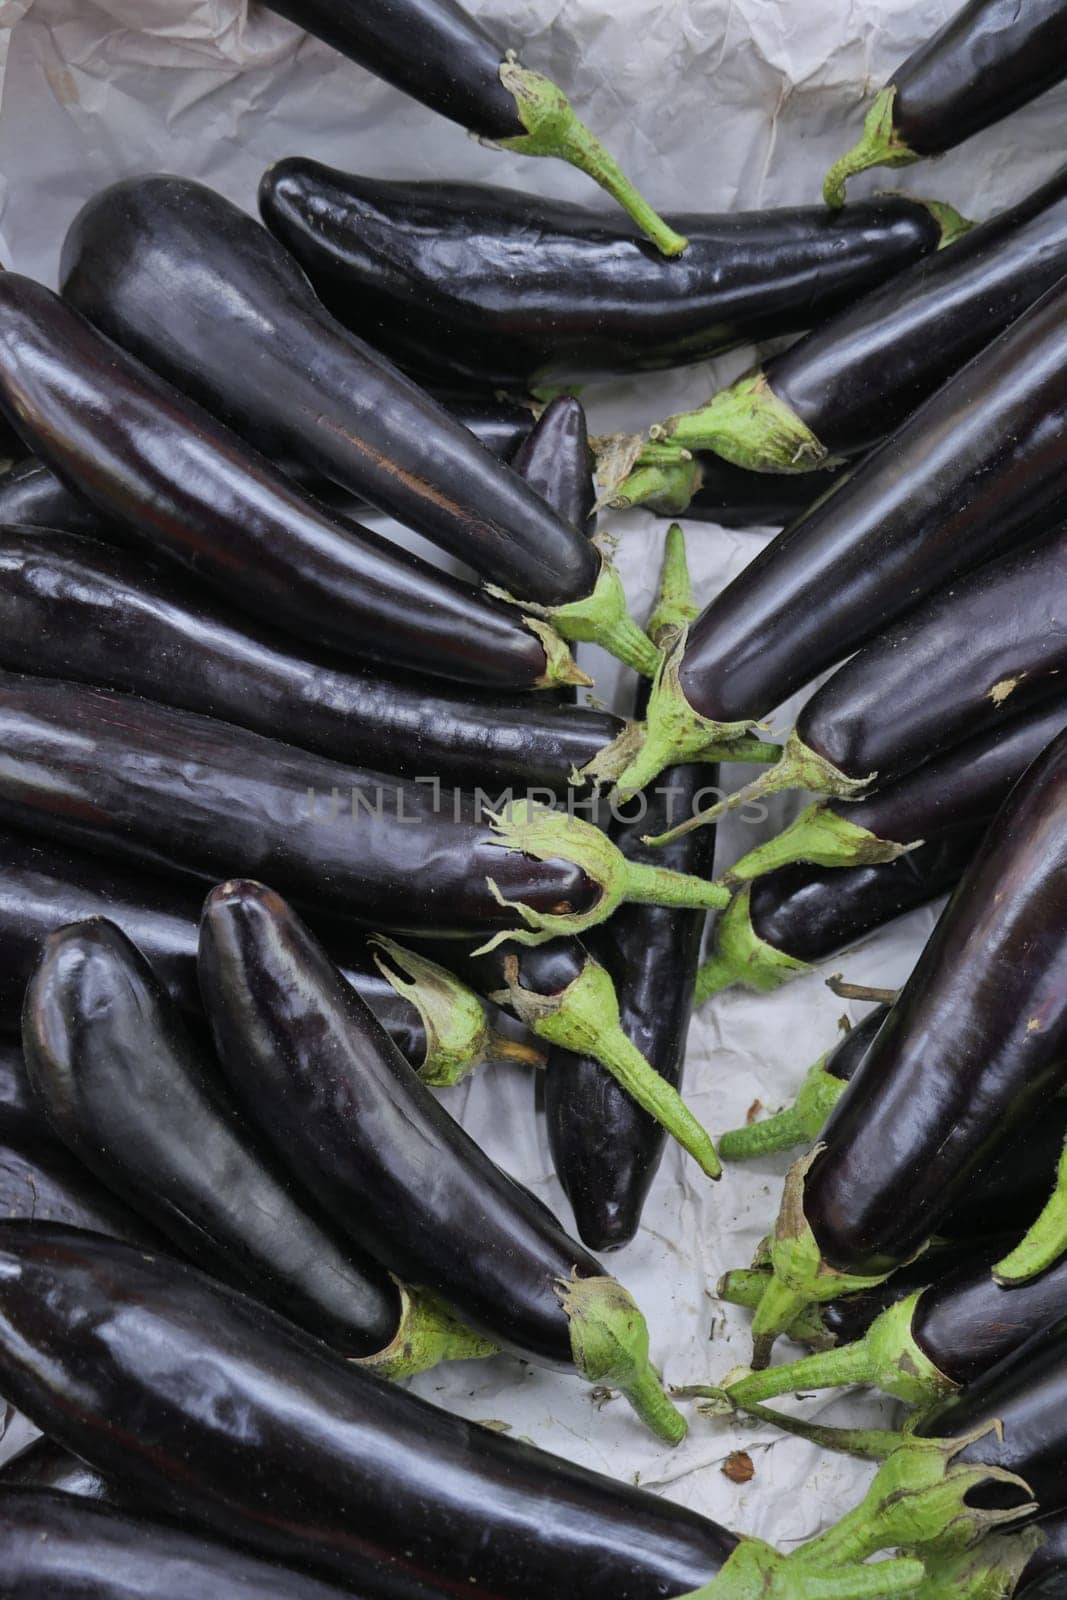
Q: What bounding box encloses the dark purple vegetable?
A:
[511,395,596,541]
[0,1487,382,1599]
[0,674,726,944]
[198,880,686,1440]
[749,726,1067,1363]
[1,1442,115,1504]
[0,273,578,692]
[604,447,845,525]
[0,1223,750,1599]
[22,917,491,1375]
[0,1135,165,1252]
[260,0,684,255]
[0,526,623,791]
[716,696,1067,887]
[695,829,979,1004]
[599,280,1067,799]
[824,0,1067,204]
[259,159,953,388]
[0,459,118,541]
[59,178,656,672]
[1018,1511,1067,1597]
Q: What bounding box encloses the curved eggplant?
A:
[198,880,686,1441]
[749,726,1067,1362]
[0,527,622,791]
[0,460,119,541]
[259,160,949,388]
[1,1442,115,1504]
[599,279,1067,800]
[0,272,577,692]
[0,674,725,946]
[824,0,1067,204]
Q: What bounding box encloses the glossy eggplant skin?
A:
[0,1135,164,1251]
[0,460,118,541]
[0,528,620,790]
[511,396,596,539]
[799,526,1067,788]
[259,162,943,388]
[750,830,979,967]
[891,0,1067,156]
[261,0,523,138]
[680,459,841,529]
[60,177,596,609]
[199,881,603,1369]
[817,1241,1002,1348]
[0,274,554,692]
[823,698,1067,850]
[0,1488,369,1600]
[0,675,598,938]
[806,728,1067,1279]
[1,1441,115,1503]
[0,1225,734,1600]
[677,279,1067,726]
[946,1096,1067,1243]
[23,918,401,1357]
[914,1249,1067,1388]
[773,163,1067,457]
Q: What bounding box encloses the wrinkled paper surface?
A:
[2,0,1063,1551]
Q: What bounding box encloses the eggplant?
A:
[511,395,596,541]
[0,1223,930,1600]
[824,0,1067,205]
[259,160,954,388]
[0,829,531,1084]
[626,162,1067,486]
[0,1134,164,1251]
[0,459,119,541]
[23,917,492,1375]
[544,527,719,1247]
[0,526,623,792]
[687,523,1067,835]
[595,278,1067,799]
[716,697,1067,888]
[748,726,1067,1363]
[259,0,684,256]
[695,829,978,1004]
[722,1244,1067,1413]
[604,446,846,525]
[198,880,687,1440]
[0,674,727,945]
[0,1038,45,1145]
[1,1442,115,1504]
[0,273,580,693]
[0,1488,370,1599]
[59,182,656,672]
[1018,1512,1067,1598]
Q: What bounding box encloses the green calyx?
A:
[918,1527,1045,1600]
[718,1054,847,1160]
[648,728,874,848]
[715,1269,834,1349]
[609,455,705,514]
[724,1290,956,1410]
[371,937,545,1086]
[652,372,832,475]
[491,951,720,1177]
[680,1535,924,1600]
[921,198,975,250]
[582,625,760,795]
[526,616,594,690]
[647,522,698,643]
[555,1271,687,1443]
[695,886,811,1006]
[823,86,919,208]
[721,797,918,888]
[496,55,688,258]
[497,548,661,678]
[356,1282,498,1380]
[994,1132,1067,1284]
[481,798,730,951]
[749,1150,896,1368]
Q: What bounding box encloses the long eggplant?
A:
[0,674,727,945]
[0,459,118,540]
[259,0,684,255]
[259,160,954,388]
[59,181,655,671]
[747,727,1067,1363]
[0,1488,373,1600]
[0,274,579,692]
[0,1222,926,1600]
[198,879,686,1440]
[2,1442,115,1504]
[23,917,491,1376]
[593,279,1067,799]
[545,527,719,1247]
[0,527,623,791]
[0,830,532,1083]
[625,162,1067,485]
[824,0,1067,204]
[0,1133,165,1251]
[715,697,1067,887]
[684,523,1067,834]
[695,830,978,1004]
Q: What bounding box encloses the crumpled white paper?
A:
[1,0,1064,1557]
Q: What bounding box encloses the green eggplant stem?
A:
[556,1272,687,1443]
[681,1538,924,1600]
[646,522,697,643]
[826,975,900,1005]
[608,456,705,514]
[695,885,811,1006]
[357,1283,498,1379]
[492,550,662,678]
[917,1528,1045,1600]
[718,1061,846,1160]
[994,1134,1067,1283]
[714,1270,833,1348]
[822,86,920,208]
[719,799,917,888]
